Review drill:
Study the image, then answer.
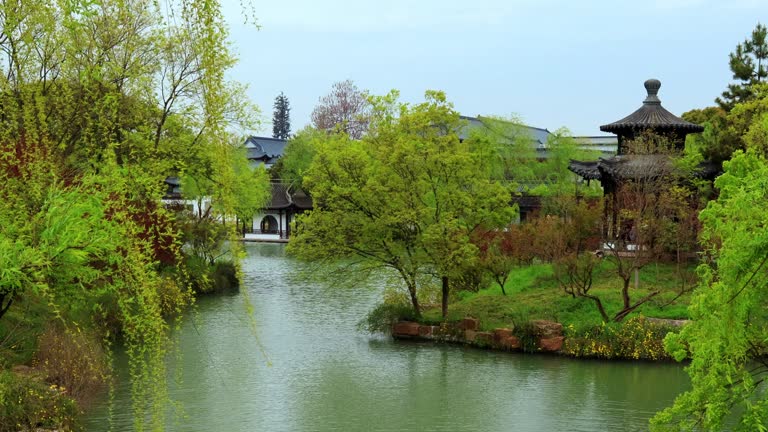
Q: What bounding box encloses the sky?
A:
[221,0,765,137]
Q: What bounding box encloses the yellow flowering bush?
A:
[0,371,78,432]
[562,317,677,360]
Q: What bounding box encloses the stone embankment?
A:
[392,318,565,353]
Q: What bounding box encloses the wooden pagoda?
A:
[568,79,706,241]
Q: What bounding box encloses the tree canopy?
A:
[288,91,515,318]
[0,0,266,429]
[310,79,371,139]
[717,23,768,111]
[653,71,768,432]
[652,150,768,431]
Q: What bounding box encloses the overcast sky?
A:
[221,0,764,136]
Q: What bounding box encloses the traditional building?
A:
[568,78,707,241]
[242,182,312,242]
[244,136,287,168]
[459,115,618,157]
[162,176,211,216]
[460,115,618,220]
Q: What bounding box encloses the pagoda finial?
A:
[643,79,661,104]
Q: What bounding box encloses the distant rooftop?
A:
[245,136,287,167]
[461,115,617,156]
[459,115,551,148]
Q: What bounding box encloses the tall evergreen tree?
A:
[273,92,291,139]
[717,23,768,111]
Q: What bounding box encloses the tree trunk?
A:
[582,293,610,322]
[407,283,421,318]
[621,275,631,309]
[613,290,660,322]
[495,276,507,296]
[0,293,12,321]
[441,276,449,320]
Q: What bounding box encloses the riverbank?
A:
[0,255,238,430]
[392,315,684,361]
[0,295,105,431]
[387,262,693,361]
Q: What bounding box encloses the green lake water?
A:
[84,242,689,431]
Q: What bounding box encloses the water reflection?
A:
[84,243,689,431]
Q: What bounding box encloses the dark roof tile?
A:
[264,182,314,210]
[600,79,703,134]
[245,136,287,160]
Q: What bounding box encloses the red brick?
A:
[393,321,420,337]
[501,336,521,350]
[461,317,480,331]
[493,328,514,345]
[538,336,565,352]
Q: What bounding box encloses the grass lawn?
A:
[422,261,695,331]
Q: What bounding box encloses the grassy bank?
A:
[415,261,694,360]
[423,261,693,329]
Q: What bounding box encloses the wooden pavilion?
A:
[568,79,707,242]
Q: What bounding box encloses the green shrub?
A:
[156,276,194,318]
[359,302,417,334]
[181,254,212,293]
[452,267,490,294]
[0,297,50,369]
[512,320,542,353]
[181,255,239,294]
[211,260,239,293]
[34,325,109,410]
[0,370,79,432]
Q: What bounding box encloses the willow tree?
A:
[288,91,514,319]
[651,150,768,431]
[0,0,262,430]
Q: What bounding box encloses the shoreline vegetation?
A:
[0,0,267,430]
[0,262,241,432]
[368,262,693,362]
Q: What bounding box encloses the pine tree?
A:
[717,23,768,111]
[272,92,291,139]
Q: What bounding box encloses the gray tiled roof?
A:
[244,136,287,160]
[459,115,551,147]
[265,182,313,210]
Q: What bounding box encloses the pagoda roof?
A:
[568,155,673,182]
[568,160,602,180]
[568,155,721,182]
[600,79,703,135]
